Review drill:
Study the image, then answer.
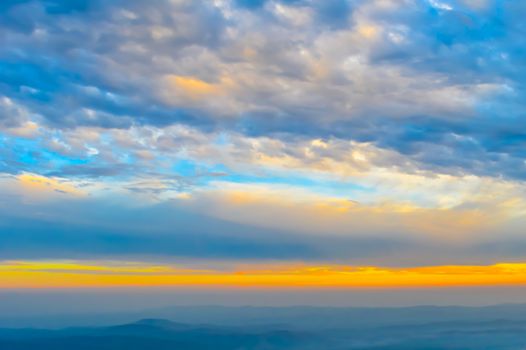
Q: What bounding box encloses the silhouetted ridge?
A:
[2,306,526,349]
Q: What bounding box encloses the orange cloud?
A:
[357,24,378,39]
[163,75,235,101]
[17,173,83,196]
[2,261,526,289]
[169,76,220,96]
[189,183,496,241]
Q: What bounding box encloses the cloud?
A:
[1,0,526,267]
[16,173,84,197]
[1,172,526,265]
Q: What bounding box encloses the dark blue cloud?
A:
[313,0,352,29]
[0,196,416,262]
[235,0,267,9]
[0,0,93,13]
[235,0,354,28]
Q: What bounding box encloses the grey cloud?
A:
[1,0,526,180]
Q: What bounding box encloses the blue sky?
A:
[1,0,526,274]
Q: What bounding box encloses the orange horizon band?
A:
[1,261,526,289]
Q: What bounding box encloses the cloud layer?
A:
[1,0,526,267]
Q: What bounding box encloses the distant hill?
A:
[4,303,526,330]
[2,307,526,349]
[0,319,316,350]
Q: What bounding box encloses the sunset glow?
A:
[2,261,526,289]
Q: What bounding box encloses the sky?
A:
[1,0,526,305]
